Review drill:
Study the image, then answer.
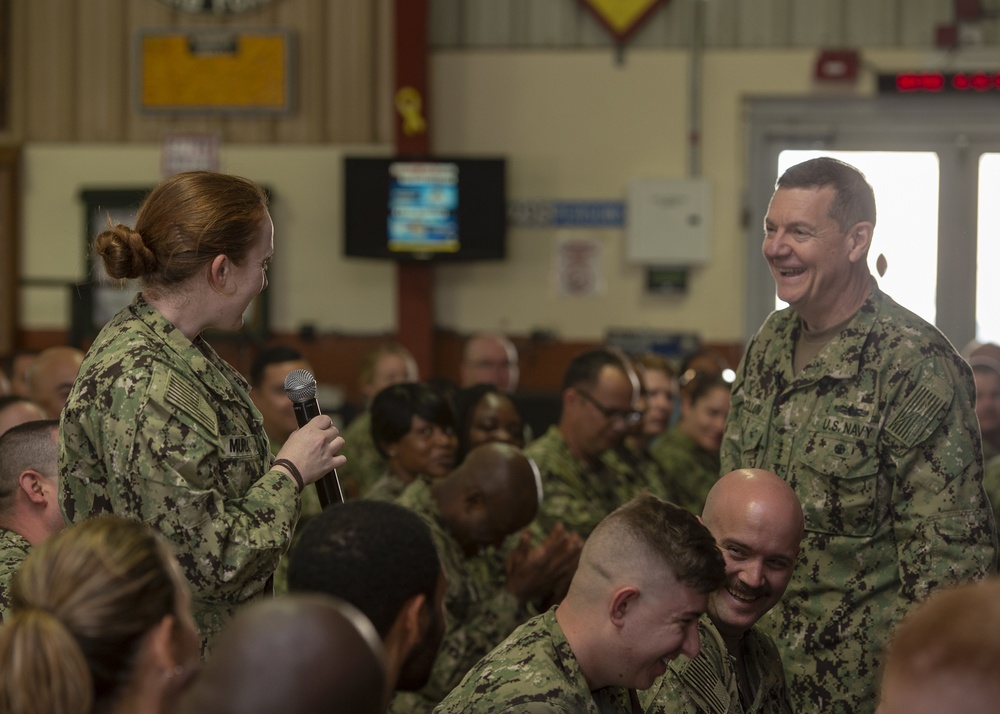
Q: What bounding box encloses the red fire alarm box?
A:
[814,50,860,83]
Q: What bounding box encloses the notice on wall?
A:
[553,235,604,297]
[161,134,221,177]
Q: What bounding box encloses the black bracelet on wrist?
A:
[272,458,304,491]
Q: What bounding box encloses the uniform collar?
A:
[130,293,253,402]
[787,278,884,383]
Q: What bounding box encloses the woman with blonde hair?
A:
[650,371,732,514]
[0,516,200,714]
[338,342,418,498]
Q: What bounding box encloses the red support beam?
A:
[393,0,434,378]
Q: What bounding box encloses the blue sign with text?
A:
[508,200,625,228]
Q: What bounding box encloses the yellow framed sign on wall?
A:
[137,28,294,114]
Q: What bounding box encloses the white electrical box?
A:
[626,178,711,265]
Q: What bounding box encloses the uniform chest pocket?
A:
[795,432,882,537]
[736,411,767,469]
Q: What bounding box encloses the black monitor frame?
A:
[343,155,507,263]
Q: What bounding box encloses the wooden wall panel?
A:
[373,0,395,145]
[13,0,384,146]
[659,0,697,49]
[704,0,739,48]
[844,0,899,46]
[124,0,183,143]
[899,0,951,46]
[326,0,377,143]
[1,0,24,143]
[25,0,77,140]
[5,0,984,148]
[0,148,18,356]
[577,5,614,47]
[274,0,325,142]
[738,0,792,48]
[463,0,514,48]
[628,2,676,49]
[423,0,982,50]
[789,0,846,48]
[429,0,462,48]
[76,0,128,141]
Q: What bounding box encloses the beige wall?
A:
[22,144,397,333]
[431,47,923,341]
[21,47,927,341]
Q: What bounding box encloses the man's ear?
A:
[18,470,48,506]
[846,222,874,263]
[562,388,578,414]
[400,593,429,649]
[609,586,639,628]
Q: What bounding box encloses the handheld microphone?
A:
[283,369,344,508]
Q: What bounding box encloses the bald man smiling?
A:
[643,469,804,714]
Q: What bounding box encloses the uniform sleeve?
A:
[720,347,750,476]
[639,672,696,714]
[427,589,525,705]
[884,356,998,606]
[527,434,619,539]
[61,362,300,607]
[433,697,573,714]
[0,549,26,623]
[536,467,604,538]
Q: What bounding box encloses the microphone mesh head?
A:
[284,369,317,402]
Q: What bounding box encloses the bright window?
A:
[775,150,940,326]
[977,154,1000,343]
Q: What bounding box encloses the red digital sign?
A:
[880,72,1000,93]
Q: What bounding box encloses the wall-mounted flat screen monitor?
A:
[343,156,507,262]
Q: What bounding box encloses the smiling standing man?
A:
[721,157,997,713]
[642,468,802,714]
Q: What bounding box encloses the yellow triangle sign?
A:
[580,0,669,42]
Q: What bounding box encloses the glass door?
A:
[977,154,1000,344]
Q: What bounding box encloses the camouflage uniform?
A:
[982,441,1000,526]
[433,607,638,714]
[59,295,301,648]
[337,410,387,499]
[984,452,1000,527]
[525,426,621,539]
[721,282,997,713]
[641,614,792,714]
[649,427,719,515]
[392,478,530,713]
[363,470,407,501]
[603,441,678,505]
[270,436,322,596]
[0,528,31,622]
